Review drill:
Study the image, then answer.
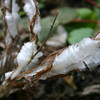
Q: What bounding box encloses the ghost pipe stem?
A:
[9,0,42,80]
[10,41,43,80]
[3,0,20,47]
[23,0,41,42]
[23,33,100,80]
[0,0,20,76]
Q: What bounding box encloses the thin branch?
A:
[30,0,38,42]
[34,11,59,57]
[85,0,100,9]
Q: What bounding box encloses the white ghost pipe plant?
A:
[3,0,42,80]
[23,0,41,37]
[4,0,20,46]
[23,33,100,80]
[41,35,100,79]
[33,15,41,38]
[10,41,42,80]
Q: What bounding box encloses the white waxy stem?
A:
[5,71,14,80]
[23,0,41,37]
[42,38,100,79]
[33,15,41,37]
[5,30,12,46]
[4,0,20,45]
[23,0,36,21]
[11,41,42,79]
[4,0,10,8]
[23,36,100,80]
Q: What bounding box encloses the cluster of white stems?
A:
[4,0,42,80]
[0,0,100,98]
[2,0,100,82]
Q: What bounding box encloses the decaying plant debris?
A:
[0,0,100,98]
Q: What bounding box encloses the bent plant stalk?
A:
[0,0,100,98]
[0,0,20,81]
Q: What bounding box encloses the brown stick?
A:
[34,11,59,57]
[85,0,100,9]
